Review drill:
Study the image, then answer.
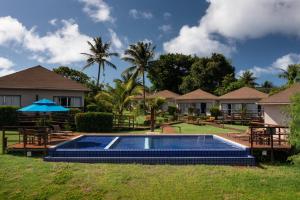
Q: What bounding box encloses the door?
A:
[227,104,232,115]
[201,103,206,114]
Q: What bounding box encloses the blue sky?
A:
[1,0,300,87]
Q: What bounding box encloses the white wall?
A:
[263,104,290,126]
[0,89,85,107]
[177,100,215,115]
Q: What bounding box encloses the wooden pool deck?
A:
[6,132,291,152]
[7,133,80,151]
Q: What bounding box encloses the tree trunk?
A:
[142,68,146,112]
[97,63,101,87]
[150,107,155,132]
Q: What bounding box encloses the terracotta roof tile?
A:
[148,90,180,99]
[259,83,300,104]
[176,89,217,100]
[219,87,267,100]
[0,65,89,91]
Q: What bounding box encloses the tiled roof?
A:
[148,90,180,99]
[0,65,89,91]
[176,89,217,100]
[219,87,268,100]
[259,83,300,104]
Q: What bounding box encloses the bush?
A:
[86,104,98,112]
[167,106,177,116]
[75,112,113,132]
[289,93,300,151]
[210,106,221,118]
[86,103,112,113]
[0,106,19,127]
[188,107,195,115]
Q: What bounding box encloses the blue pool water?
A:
[45,135,255,166]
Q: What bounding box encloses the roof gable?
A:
[176,89,217,100]
[0,66,89,91]
[219,87,268,100]
[259,83,300,104]
[148,90,180,99]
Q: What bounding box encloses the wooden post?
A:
[270,128,274,163]
[278,128,281,146]
[2,129,6,154]
[250,127,253,155]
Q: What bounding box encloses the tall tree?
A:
[147,54,197,93]
[180,53,235,94]
[81,37,118,86]
[260,80,274,93]
[95,78,143,115]
[53,66,90,84]
[278,64,300,85]
[239,70,257,87]
[122,41,155,109]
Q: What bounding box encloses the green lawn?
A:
[0,155,299,200]
[171,123,241,134]
[1,125,300,199]
[223,124,249,131]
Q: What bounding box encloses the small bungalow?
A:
[218,87,268,119]
[148,90,180,111]
[0,65,89,108]
[176,89,217,115]
[259,83,300,125]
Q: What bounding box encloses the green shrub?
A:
[86,104,98,112]
[86,103,112,113]
[0,106,19,127]
[188,107,195,115]
[210,106,221,118]
[289,93,300,151]
[167,106,177,116]
[75,112,113,132]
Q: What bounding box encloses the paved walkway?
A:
[162,125,177,133]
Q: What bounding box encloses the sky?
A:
[1,0,300,87]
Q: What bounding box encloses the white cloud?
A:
[129,9,153,19]
[164,0,300,57]
[108,28,124,54]
[272,53,300,70]
[159,24,172,33]
[23,20,93,64]
[0,57,15,77]
[0,16,26,45]
[0,16,93,64]
[238,53,300,77]
[79,0,114,23]
[49,19,57,26]
[163,12,171,20]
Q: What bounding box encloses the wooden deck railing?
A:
[249,122,290,161]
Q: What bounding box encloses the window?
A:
[53,96,82,107]
[0,95,21,106]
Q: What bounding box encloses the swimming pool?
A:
[44,135,255,165]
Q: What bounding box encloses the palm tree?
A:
[239,70,257,87]
[122,42,155,109]
[81,37,118,86]
[278,64,300,85]
[260,80,274,93]
[95,78,143,115]
[261,80,274,89]
[146,97,165,132]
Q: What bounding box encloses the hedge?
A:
[0,106,19,127]
[75,112,113,132]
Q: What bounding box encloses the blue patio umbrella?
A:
[18,99,69,112]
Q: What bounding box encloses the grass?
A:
[171,123,242,134]
[1,124,299,199]
[0,155,300,200]
[223,124,249,131]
